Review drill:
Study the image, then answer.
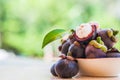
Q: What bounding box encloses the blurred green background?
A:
[0,0,120,58]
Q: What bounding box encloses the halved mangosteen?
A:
[74,23,97,45]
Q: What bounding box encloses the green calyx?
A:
[107,29,113,38]
[100,45,107,53]
[89,40,102,48]
[89,37,107,52]
[107,29,119,42]
[96,37,104,45]
[112,29,119,36]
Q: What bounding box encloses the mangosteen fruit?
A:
[74,23,97,45]
[60,34,76,55]
[85,37,107,58]
[97,29,119,49]
[67,41,85,58]
[54,58,79,78]
[61,39,71,55]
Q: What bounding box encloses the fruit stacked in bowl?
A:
[43,22,120,78]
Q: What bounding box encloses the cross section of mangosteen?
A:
[74,23,97,45]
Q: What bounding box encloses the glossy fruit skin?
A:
[68,43,85,58]
[106,52,120,58]
[50,64,58,77]
[97,30,115,49]
[61,40,71,55]
[55,59,79,78]
[61,35,76,55]
[85,45,106,58]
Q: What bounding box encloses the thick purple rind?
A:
[74,26,97,45]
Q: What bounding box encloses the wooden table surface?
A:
[0,57,120,80]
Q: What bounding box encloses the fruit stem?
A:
[96,36,104,45]
[74,41,80,46]
[71,29,75,33]
[89,39,107,52]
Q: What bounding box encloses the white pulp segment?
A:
[76,23,92,38]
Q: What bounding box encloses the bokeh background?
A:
[0,0,120,58]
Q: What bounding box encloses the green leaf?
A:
[42,29,66,48]
[113,30,119,36]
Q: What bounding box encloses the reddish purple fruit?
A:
[60,34,76,55]
[55,58,79,78]
[85,45,106,58]
[68,41,85,58]
[97,29,119,49]
[61,40,71,55]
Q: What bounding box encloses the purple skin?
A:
[50,64,58,77]
[55,59,79,78]
[97,30,115,49]
[61,37,76,55]
[106,48,120,58]
[58,45,62,51]
[68,43,85,58]
[61,40,71,55]
[85,45,106,58]
[106,52,120,58]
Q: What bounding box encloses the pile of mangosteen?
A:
[51,22,120,78]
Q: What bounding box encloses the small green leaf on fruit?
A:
[42,29,66,48]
